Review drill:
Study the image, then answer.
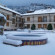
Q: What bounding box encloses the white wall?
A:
[23,13,55,29]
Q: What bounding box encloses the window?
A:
[54,24,55,28]
[54,16,55,22]
[43,24,47,28]
[15,23,17,27]
[27,17,30,21]
[7,15,9,20]
[12,19,15,24]
[43,16,47,22]
[38,24,42,28]
[12,13,16,17]
[16,17,17,22]
[6,22,9,26]
[27,24,30,28]
[38,16,42,22]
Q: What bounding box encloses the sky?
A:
[0,0,55,6]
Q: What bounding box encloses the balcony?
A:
[7,19,12,22]
[16,20,25,24]
[24,21,55,24]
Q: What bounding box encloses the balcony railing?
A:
[7,19,12,21]
[16,20,25,23]
[24,21,55,24]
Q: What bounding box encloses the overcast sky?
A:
[0,0,55,6]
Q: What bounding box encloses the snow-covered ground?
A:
[0,31,55,55]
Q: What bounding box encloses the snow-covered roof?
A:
[0,13,6,20]
[22,8,55,16]
[0,5,20,15]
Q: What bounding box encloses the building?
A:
[0,5,21,30]
[21,8,55,29]
[1,4,55,30]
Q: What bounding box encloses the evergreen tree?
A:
[31,24,36,30]
[47,24,53,30]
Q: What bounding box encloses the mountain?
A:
[7,3,55,14]
[1,0,55,6]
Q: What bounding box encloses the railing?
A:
[7,19,12,21]
[24,21,55,23]
[16,20,25,23]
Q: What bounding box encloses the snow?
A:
[0,5,20,15]
[22,8,55,16]
[0,13,6,20]
[0,26,3,28]
[3,39,22,45]
[17,29,30,32]
[0,31,55,55]
[6,33,47,40]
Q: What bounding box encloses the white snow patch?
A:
[3,39,22,45]
[0,31,55,55]
[22,8,55,15]
[6,33,47,40]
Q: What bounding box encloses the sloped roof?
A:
[0,5,21,15]
[22,8,55,16]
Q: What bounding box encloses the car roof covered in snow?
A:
[22,8,55,16]
[0,5,21,15]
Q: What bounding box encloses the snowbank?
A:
[3,39,22,46]
[1,31,55,55]
[6,34,47,40]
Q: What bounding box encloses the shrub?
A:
[31,24,36,30]
[47,24,53,30]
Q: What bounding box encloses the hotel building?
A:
[1,4,55,30]
[22,9,55,29]
[0,5,21,30]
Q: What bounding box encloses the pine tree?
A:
[31,24,36,30]
[47,24,53,30]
